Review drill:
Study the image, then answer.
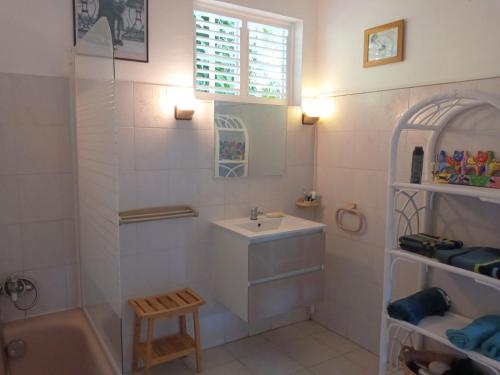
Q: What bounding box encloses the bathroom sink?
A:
[213,214,325,241]
[236,217,283,232]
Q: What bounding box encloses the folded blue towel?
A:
[446,315,500,350]
[387,287,451,325]
[480,331,500,360]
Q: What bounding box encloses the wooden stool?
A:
[128,288,205,375]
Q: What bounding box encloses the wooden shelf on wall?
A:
[295,197,321,208]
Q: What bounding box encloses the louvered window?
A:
[194,5,293,103]
[194,10,242,96]
[248,22,288,100]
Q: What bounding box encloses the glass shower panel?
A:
[73,17,122,371]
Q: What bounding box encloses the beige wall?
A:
[316,0,500,95]
[116,80,317,372]
[0,0,319,98]
[313,77,500,354]
[0,73,78,322]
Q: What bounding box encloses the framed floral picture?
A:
[363,20,404,68]
[73,0,149,62]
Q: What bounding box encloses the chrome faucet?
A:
[0,275,38,310]
[250,207,264,220]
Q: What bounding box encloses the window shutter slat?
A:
[248,22,288,100]
[194,10,242,96]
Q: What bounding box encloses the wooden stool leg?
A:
[179,315,187,335]
[193,310,203,373]
[145,318,155,375]
[132,314,141,371]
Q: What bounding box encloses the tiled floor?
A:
[131,320,379,375]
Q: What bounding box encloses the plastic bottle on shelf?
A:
[411,146,424,184]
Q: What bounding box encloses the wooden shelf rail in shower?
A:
[129,288,206,374]
[119,205,198,224]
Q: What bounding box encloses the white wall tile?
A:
[0,126,18,175]
[24,266,69,316]
[12,74,68,127]
[118,80,318,353]
[119,223,138,256]
[0,74,77,320]
[119,170,137,210]
[118,127,135,170]
[0,176,20,225]
[15,126,62,174]
[314,78,500,355]
[21,220,66,270]
[115,81,134,128]
[135,170,169,208]
[0,73,13,127]
[0,224,23,275]
[168,168,200,206]
[18,174,63,222]
[224,178,249,205]
[134,83,170,127]
[199,169,224,207]
[198,205,224,244]
[167,129,212,169]
[134,128,170,170]
[61,173,75,219]
[59,126,73,173]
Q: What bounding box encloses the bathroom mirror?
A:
[214,101,287,178]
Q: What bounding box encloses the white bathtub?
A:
[2,309,116,375]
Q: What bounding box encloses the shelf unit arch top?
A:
[394,90,500,137]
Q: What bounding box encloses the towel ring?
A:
[335,203,365,233]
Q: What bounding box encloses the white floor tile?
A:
[309,356,371,375]
[293,320,330,336]
[197,361,252,375]
[281,336,339,367]
[127,321,368,375]
[344,349,379,374]
[224,335,275,359]
[312,331,360,354]
[261,324,308,346]
[129,359,192,375]
[239,347,304,375]
[184,346,234,371]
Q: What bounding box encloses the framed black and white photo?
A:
[73,0,149,62]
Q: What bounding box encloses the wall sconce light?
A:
[168,86,197,120]
[301,97,333,125]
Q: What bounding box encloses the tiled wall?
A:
[116,81,317,372]
[0,73,78,321]
[313,77,500,354]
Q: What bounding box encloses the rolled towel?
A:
[387,287,451,325]
[480,330,500,360]
[446,315,500,350]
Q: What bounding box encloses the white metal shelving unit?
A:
[379,91,500,375]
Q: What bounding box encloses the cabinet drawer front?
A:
[248,232,325,282]
[248,270,324,322]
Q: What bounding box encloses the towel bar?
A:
[119,205,198,224]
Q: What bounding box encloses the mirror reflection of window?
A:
[214,102,287,178]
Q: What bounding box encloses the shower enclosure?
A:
[73,18,122,373]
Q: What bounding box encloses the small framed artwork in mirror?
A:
[363,19,404,68]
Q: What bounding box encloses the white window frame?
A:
[193,0,298,106]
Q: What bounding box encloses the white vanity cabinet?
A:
[212,216,325,322]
